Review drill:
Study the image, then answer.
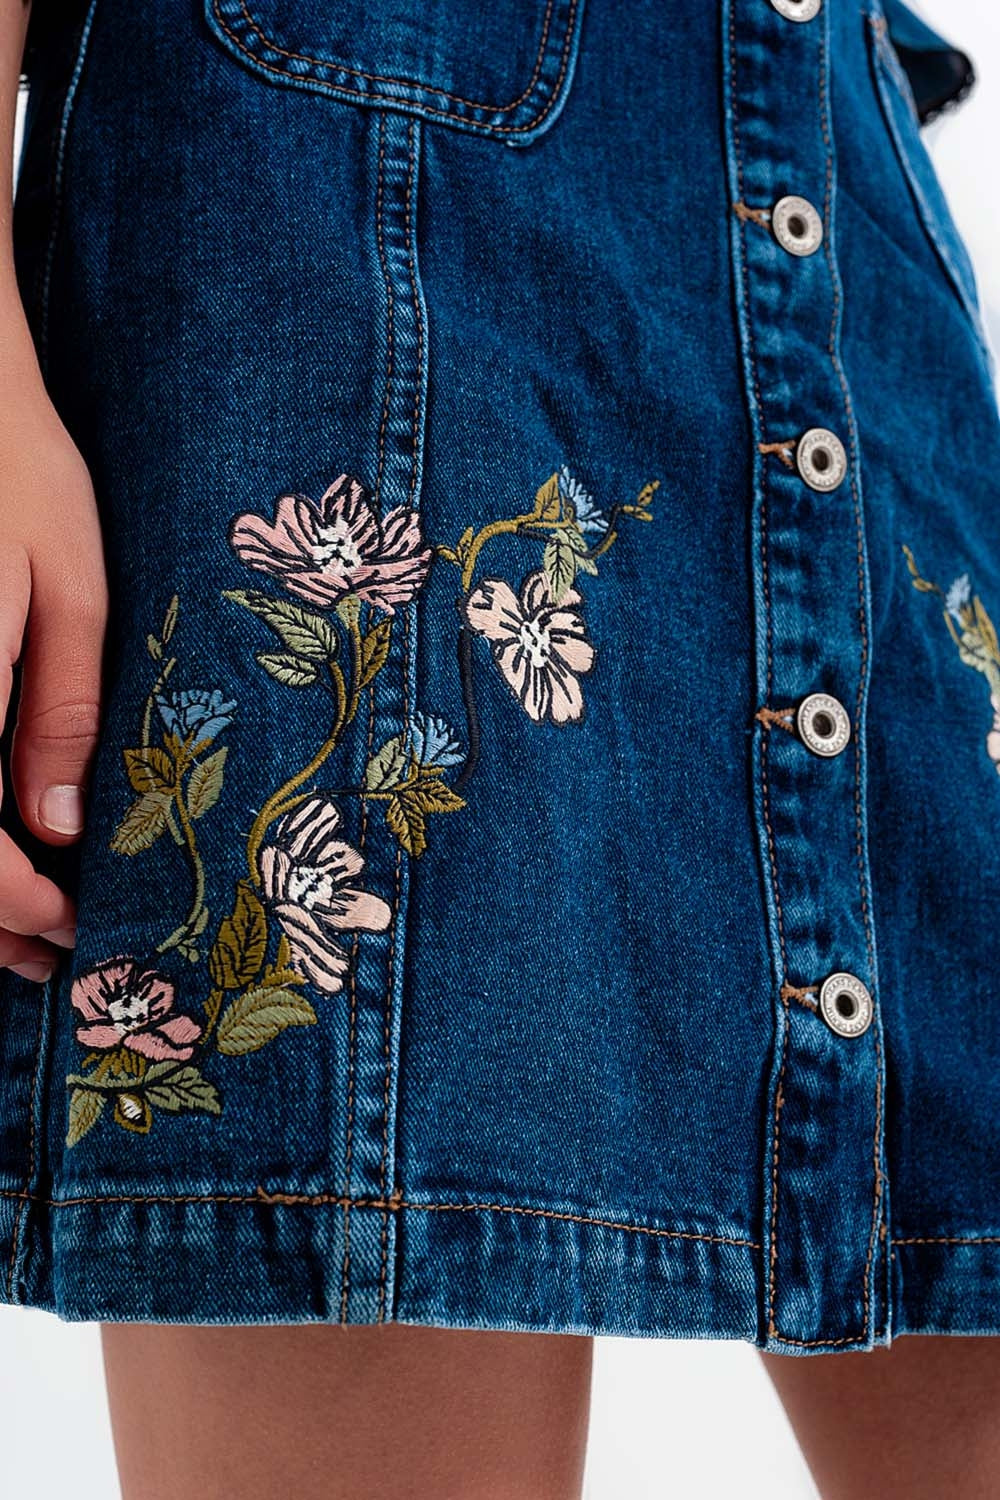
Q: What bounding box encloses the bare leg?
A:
[102,1323,593,1500]
[761,1336,1000,1500]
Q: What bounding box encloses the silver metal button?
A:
[769,0,821,21]
[795,427,847,492]
[772,195,823,257]
[796,692,851,757]
[819,972,874,1038]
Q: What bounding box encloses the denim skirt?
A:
[4,0,999,1353]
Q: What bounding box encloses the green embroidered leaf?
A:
[161,594,180,644]
[385,790,427,858]
[146,633,163,661]
[203,988,224,1030]
[436,545,459,565]
[216,987,317,1055]
[208,881,268,989]
[223,590,338,660]
[364,733,410,792]
[187,747,227,820]
[543,531,578,604]
[66,1087,104,1148]
[535,471,562,522]
[123,746,175,794]
[358,617,393,690]
[256,651,320,688]
[563,526,599,576]
[110,791,172,855]
[258,954,308,990]
[143,1064,222,1115]
[408,776,466,815]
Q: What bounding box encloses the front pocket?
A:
[865,7,989,363]
[204,0,586,146]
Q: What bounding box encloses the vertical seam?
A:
[342,109,393,1322]
[818,14,884,1343]
[372,111,394,510]
[377,117,421,1322]
[727,0,790,1345]
[404,118,425,508]
[5,978,51,1302]
[39,0,99,379]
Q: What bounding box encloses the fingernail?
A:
[9,961,55,983]
[40,926,76,948]
[39,784,85,835]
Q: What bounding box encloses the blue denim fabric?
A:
[3,0,999,1352]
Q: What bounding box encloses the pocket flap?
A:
[205,0,586,146]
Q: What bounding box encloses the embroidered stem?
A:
[459,511,539,593]
[454,623,481,791]
[156,784,207,955]
[244,660,357,883]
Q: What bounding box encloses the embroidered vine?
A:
[903,544,1000,774]
[66,466,658,1145]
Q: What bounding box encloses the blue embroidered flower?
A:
[559,465,609,536]
[945,573,971,620]
[157,688,236,745]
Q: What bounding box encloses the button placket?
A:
[724,0,887,1350]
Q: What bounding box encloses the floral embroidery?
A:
[228,472,433,612]
[260,795,392,994]
[903,545,1000,774]
[463,570,595,724]
[72,959,202,1060]
[66,466,658,1145]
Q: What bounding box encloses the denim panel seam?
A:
[223,0,556,112]
[818,8,887,1347]
[374,112,427,1324]
[0,1184,761,1248]
[208,0,581,138]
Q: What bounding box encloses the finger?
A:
[0,545,31,735]
[11,562,108,844]
[0,930,59,983]
[0,829,77,936]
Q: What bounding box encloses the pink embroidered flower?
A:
[229,472,432,613]
[260,795,392,994]
[71,959,202,1060]
[462,569,595,725]
[987,692,1000,773]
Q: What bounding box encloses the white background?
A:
[3,2,998,1494]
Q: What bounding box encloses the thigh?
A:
[760,1337,1000,1500]
[102,1323,593,1500]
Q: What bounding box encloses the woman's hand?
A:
[0,342,108,982]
